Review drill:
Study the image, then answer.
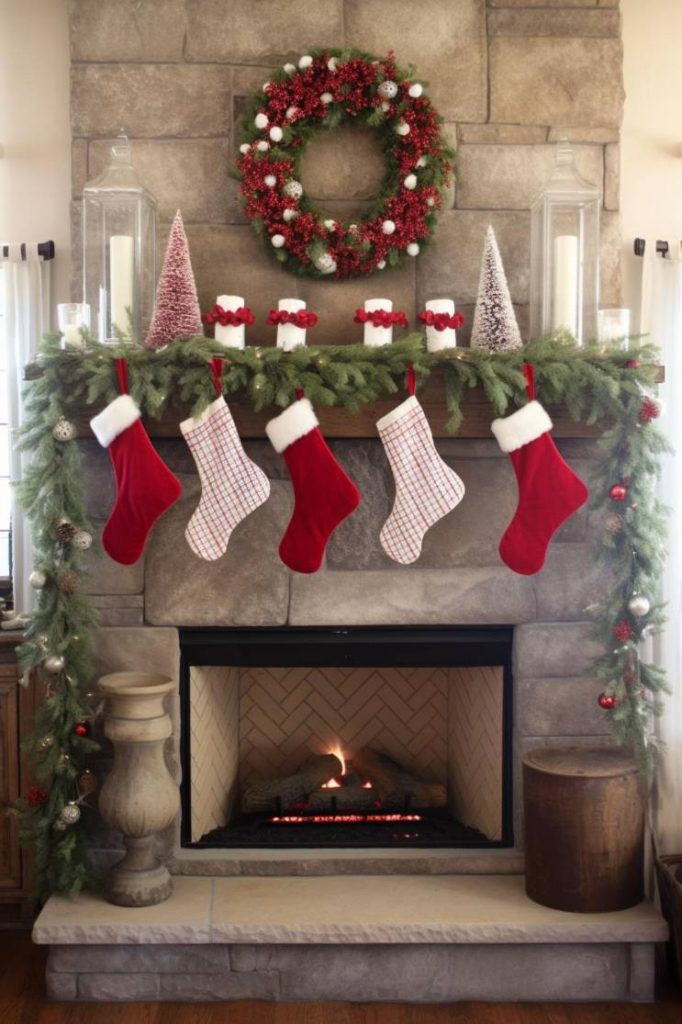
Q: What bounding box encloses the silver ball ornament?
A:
[29,569,47,589]
[73,530,92,551]
[628,594,651,618]
[52,417,76,442]
[44,654,65,674]
[378,80,398,100]
[59,801,81,826]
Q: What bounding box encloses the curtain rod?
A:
[1,241,55,261]
[634,238,673,257]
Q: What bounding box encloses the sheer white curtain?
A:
[1,243,51,613]
[636,244,682,854]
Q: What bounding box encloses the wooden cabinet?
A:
[0,634,37,923]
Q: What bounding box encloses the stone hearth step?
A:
[35,875,667,1003]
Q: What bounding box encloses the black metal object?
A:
[179,626,515,850]
[1,241,55,261]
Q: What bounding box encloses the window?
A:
[0,267,11,590]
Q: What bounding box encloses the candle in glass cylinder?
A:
[552,235,579,337]
[109,235,134,336]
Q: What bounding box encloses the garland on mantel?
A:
[15,333,670,900]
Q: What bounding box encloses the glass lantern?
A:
[82,135,157,343]
[530,140,600,346]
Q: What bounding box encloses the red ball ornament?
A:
[609,483,628,502]
[74,722,89,738]
[626,359,640,369]
[598,693,618,710]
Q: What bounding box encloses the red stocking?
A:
[491,364,588,576]
[90,358,182,565]
[266,396,360,574]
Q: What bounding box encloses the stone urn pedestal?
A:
[98,672,179,907]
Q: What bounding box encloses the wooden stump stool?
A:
[523,747,646,913]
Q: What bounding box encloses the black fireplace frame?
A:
[179,625,515,849]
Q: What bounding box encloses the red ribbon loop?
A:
[210,357,224,398]
[266,309,318,328]
[202,304,255,327]
[406,362,416,397]
[353,308,408,329]
[115,357,128,395]
[417,309,464,331]
[523,362,536,401]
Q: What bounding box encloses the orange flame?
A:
[321,744,346,788]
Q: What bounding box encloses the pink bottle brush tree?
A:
[145,209,203,350]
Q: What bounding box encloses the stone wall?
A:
[69,0,624,341]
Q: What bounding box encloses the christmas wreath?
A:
[236,48,454,279]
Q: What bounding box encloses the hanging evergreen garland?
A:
[15,333,669,899]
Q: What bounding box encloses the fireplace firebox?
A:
[179,627,514,850]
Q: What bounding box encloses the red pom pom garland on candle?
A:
[417,309,465,331]
[236,49,454,279]
[353,308,408,329]
[266,309,319,329]
[202,304,255,327]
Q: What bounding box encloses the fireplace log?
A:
[306,784,379,813]
[352,748,447,809]
[242,753,343,814]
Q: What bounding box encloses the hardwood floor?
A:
[1,930,680,1024]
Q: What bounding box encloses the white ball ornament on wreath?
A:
[73,530,92,551]
[404,173,417,190]
[324,219,337,231]
[320,92,333,105]
[256,140,270,152]
[407,242,420,257]
[282,208,298,223]
[427,196,435,207]
[286,106,299,120]
[382,220,396,235]
[29,569,47,589]
[298,55,313,70]
[44,654,66,674]
[254,112,269,130]
[264,174,277,188]
[269,126,283,143]
[52,417,76,442]
[59,801,81,826]
[271,234,286,249]
[283,179,303,200]
[628,594,651,618]
[395,120,410,137]
[377,260,387,270]
[378,80,399,100]
[408,83,423,98]
[315,252,337,275]
[283,62,296,76]
[381,101,390,113]
[327,56,338,72]
[416,155,428,168]
[239,143,251,155]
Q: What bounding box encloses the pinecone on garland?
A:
[144,210,203,351]
[55,518,77,543]
[470,225,522,352]
[58,569,80,594]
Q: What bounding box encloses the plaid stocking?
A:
[181,396,270,561]
[378,396,465,564]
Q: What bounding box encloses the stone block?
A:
[79,440,115,521]
[88,139,235,225]
[458,124,548,145]
[71,65,232,138]
[90,626,180,681]
[78,973,161,1000]
[46,970,77,1000]
[181,224,298,330]
[629,944,656,1003]
[186,0,343,62]
[601,210,623,306]
[514,622,603,678]
[535,542,612,621]
[300,125,386,201]
[417,210,530,307]
[69,0,186,61]
[326,441,393,570]
[489,0,619,8]
[145,477,290,626]
[159,972,280,1000]
[81,526,145,597]
[516,676,607,735]
[71,139,87,199]
[345,0,487,123]
[605,143,620,211]
[456,144,603,210]
[89,606,144,627]
[490,37,624,129]
[488,8,620,37]
[49,943,232,974]
[548,126,620,144]
[290,567,535,626]
[297,262,416,347]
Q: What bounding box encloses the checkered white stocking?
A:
[181,396,270,560]
[377,396,465,565]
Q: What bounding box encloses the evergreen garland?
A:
[15,333,669,899]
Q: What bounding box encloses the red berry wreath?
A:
[236,48,454,280]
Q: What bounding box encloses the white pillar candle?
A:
[276,298,307,351]
[109,235,134,336]
[215,294,246,349]
[363,297,393,347]
[552,235,579,338]
[425,298,457,353]
[63,324,85,349]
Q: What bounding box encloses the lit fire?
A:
[270,813,423,825]
[321,744,346,788]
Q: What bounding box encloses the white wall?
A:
[620,0,682,317]
[0,0,71,309]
